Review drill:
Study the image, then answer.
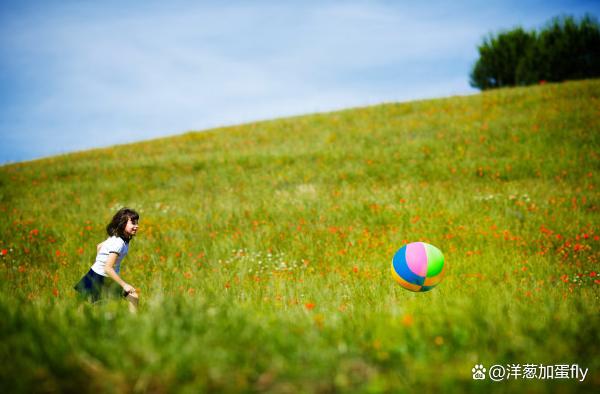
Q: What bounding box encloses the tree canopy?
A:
[470,14,600,90]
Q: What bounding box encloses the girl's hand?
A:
[123,283,136,295]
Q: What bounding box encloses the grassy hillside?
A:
[1,79,599,393]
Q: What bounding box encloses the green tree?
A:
[470,28,534,89]
[518,15,600,84]
[471,14,600,90]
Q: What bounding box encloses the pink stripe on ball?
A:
[406,242,428,277]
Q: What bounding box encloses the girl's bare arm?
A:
[104,252,134,292]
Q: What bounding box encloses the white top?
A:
[90,236,129,277]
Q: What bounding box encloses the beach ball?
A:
[391,242,445,292]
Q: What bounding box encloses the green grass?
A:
[1,79,599,393]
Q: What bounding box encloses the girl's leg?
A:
[126,292,139,314]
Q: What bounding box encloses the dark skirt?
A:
[74,269,127,302]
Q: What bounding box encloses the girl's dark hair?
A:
[106,208,139,238]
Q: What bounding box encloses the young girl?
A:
[74,208,140,312]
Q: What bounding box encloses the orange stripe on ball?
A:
[391,265,422,292]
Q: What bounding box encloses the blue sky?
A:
[1,0,598,164]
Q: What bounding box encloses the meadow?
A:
[0,79,599,393]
